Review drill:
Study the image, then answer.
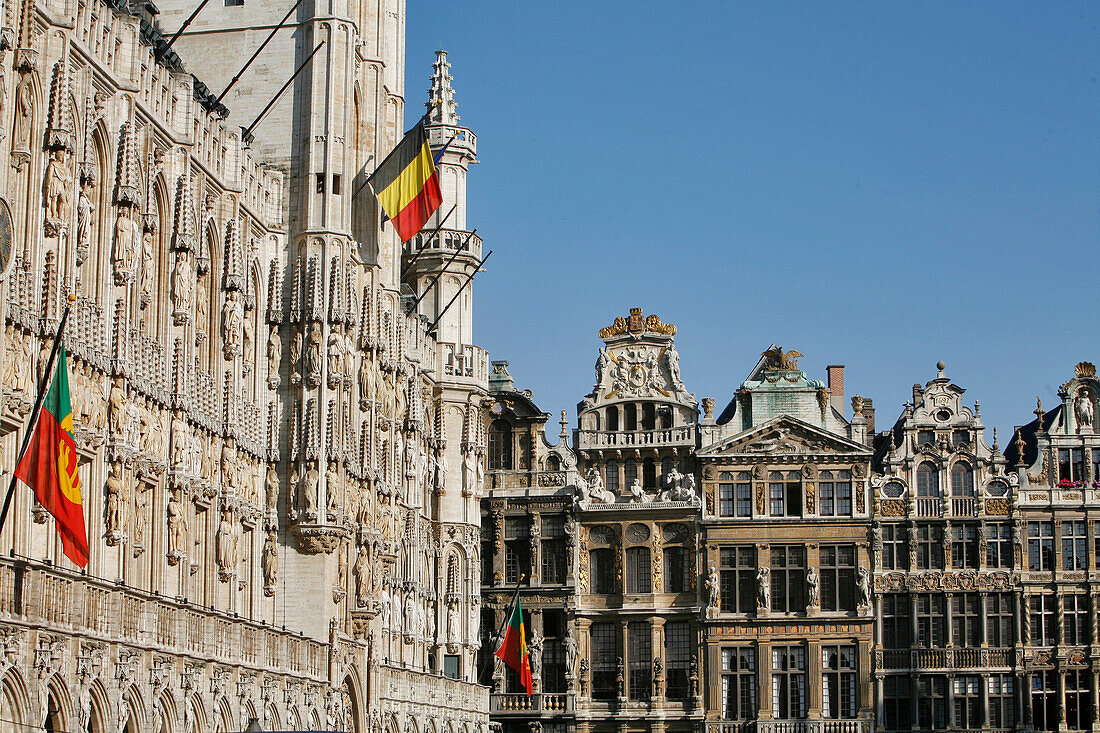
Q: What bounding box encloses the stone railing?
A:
[878,647,1013,671]
[487,471,567,491]
[436,342,489,384]
[0,558,326,678]
[576,426,696,449]
[406,228,483,261]
[756,720,872,733]
[915,498,941,517]
[490,693,572,714]
[951,497,978,516]
[380,665,487,716]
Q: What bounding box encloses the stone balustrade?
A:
[576,425,696,449]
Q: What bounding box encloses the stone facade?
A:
[0,0,488,731]
[482,309,1100,733]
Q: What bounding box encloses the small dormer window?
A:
[917,430,935,446]
[952,430,970,446]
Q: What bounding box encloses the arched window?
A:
[605,461,619,493]
[606,406,619,432]
[659,405,673,429]
[545,454,560,472]
[951,461,974,497]
[642,458,656,489]
[625,547,652,593]
[488,419,512,470]
[624,459,638,488]
[625,403,637,431]
[916,462,939,497]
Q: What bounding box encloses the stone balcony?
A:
[576,426,696,450]
[436,342,489,386]
[0,557,327,679]
[877,647,1014,671]
[708,720,872,733]
[490,692,572,714]
[405,228,483,262]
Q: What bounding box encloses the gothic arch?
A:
[146,174,172,335]
[119,684,145,733]
[340,673,363,733]
[213,695,233,733]
[85,121,113,305]
[308,707,321,732]
[185,693,207,733]
[287,706,301,732]
[0,669,29,733]
[264,702,281,731]
[44,674,74,733]
[152,690,175,733]
[85,678,111,733]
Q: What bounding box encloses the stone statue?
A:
[170,415,188,468]
[109,378,128,437]
[446,601,460,646]
[305,322,323,387]
[113,207,139,280]
[380,587,391,629]
[265,466,278,515]
[222,291,243,354]
[299,462,319,521]
[43,149,71,223]
[215,509,238,578]
[242,309,253,359]
[705,565,719,610]
[262,531,278,594]
[665,343,685,391]
[104,462,126,539]
[17,334,33,395]
[1075,388,1094,432]
[353,545,368,606]
[326,462,340,516]
[290,330,303,383]
[139,228,154,305]
[404,591,417,638]
[856,566,871,608]
[358,355,374,407]
[756,567,770,610]
[166,487,186,558]
[171,252,194,318]
[13,78,32,149]
[528,631,543,678]
[327,334,343,384]
[266,328,281,387]
[563,629,578,674]
[595,347,610,385]
[806,567,820,608]
[75,174,94,265]
[220,442,236,492]
[629,478,649,503]
[195,274,209,328]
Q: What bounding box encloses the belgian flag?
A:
[14,346,88,567]
[368,118,443,242]
[494,597,533,695]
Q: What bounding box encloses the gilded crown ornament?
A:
[598,307,677,339]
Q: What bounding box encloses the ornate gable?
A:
[698,415,871,459]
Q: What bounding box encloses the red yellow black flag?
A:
[368,118,443,242]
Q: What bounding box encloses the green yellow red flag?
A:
[494,597,534,695]
[367,118,443,242]
[14,346,88,567]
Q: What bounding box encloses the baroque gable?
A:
[698,414,872,460]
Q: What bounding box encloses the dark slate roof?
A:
[1003,404,1061,468]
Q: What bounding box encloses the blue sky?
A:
[406,2,1100,441]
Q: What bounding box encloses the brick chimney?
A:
[827,365,845,416]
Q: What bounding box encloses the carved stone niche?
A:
[291,523,348,554]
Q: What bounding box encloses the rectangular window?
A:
[770,545,806,613]
[1029,595,1056,646]
[1060,448,1086,482]
[1032,670,1057,732]
[331,174,341,195]
[917,429,935,446]
[819,545,856,612]
[504,542,529,584]
[882,594,912,649]
[627,621,651,700]
[916,525,944,570]
[443,654,460,679]
[1065,594,1090,646]
[951,593,980,647]
[541,521,566,585]
[916,675,947,730]
[988,674,1015,729]
[952,675,981,729]
[1094,450,1100,483]
[590,549,616,595]
[224,0,244,6]
[771,646,806,719]
[987,592,1014,646]
[915,594,946,648]
[720,546,756,613]
[737,480,752,517]
[481,540,494,585]
[1028,521,1054,571]
[719,483,734,517]
[821,645,856,719]
[315,172,325,193]
[663,546,689,593]
[951,524,980,569]
[986,522,1012,569]
[1063,520,1088,570]
[590,622,619,700]
[769,471,802,517]
[626,547,651,594]
[819,471,852,516]
[664,621,690,700]
[721,647,756,720]
[540,610,566,693]
[952,429,970,446]
[883,676,911,731]
[881,524,908,570]
[718,472,753,517]
[1066,669,1094,731]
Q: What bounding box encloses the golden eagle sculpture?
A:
[761,346,803,371]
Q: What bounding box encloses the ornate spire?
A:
[115,116,142,207]
[223,218,243,291]
[45,53,74,151]
[426,49,458,125]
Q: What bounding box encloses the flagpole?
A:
[0,294,76,539]
[426,250,492,336]
[478,572,525,684]
[351,102,443,204]
[399,204,457,279]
